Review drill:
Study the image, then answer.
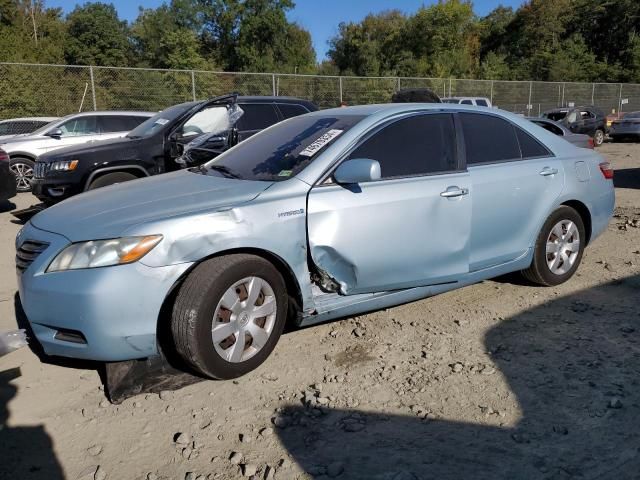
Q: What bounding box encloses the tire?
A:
[170,254,288,379]
[521,206,585,286]
[9,157,35,192]
[87,172,138,190]
[593,129,605,146]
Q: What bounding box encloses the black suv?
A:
[541,105,607,146]
[32,95,317,204]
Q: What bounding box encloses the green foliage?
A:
[326,0,640,83]
[64,2,130,66]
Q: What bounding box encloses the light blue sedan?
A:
[16,104,615,379]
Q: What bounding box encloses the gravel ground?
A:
[1,143,639,480]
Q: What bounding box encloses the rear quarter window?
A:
[277,103,309,119]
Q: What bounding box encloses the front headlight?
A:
[47,235,163,272]
[50,159,79,172]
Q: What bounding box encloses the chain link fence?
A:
[1,62,639,119]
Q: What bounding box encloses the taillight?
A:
[587,137,595,149]
[0,149,8,162]
[599,161,614,179]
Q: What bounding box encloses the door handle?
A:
[539,167,558,176]
[440,186,469,198]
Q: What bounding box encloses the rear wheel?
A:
[593,129,605,146]
[87,172,137,190]
[521,206,585,286]
[170,254,288,379]
[9,157,34,192]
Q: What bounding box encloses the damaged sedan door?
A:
[307,112,471,295]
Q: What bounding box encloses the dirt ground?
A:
[1,143,639,480]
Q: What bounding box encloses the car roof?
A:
[64,111,155,118]
[0,116,59,123]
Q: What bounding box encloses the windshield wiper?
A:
[207,164,241,179]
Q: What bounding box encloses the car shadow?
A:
[0,199,16,213]
[613,168,640,190]
[0,367,64,479]
[276,275,640,479]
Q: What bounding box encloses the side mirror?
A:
[46,128,63,139]
[333,158,381,184]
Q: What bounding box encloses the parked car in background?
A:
[442,97,493,107]
[0,149,16,202]
[527,117,594,149]
[391,88,441,103]
[16,104,614,380]
[31,94,317,204]
[0,117,58,142]
[608,111,640,141]
[606,110,625,130]
[1,111,153,192]
[541,106,607,146]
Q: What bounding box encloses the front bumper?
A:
[31,177,82,204]
[16,222,193,361]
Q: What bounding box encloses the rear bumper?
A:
[16,222,193,361]
[1,172,16,201]
[589,185,615,243]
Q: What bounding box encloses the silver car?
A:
[16,104,614,380]
[1,111,153,191]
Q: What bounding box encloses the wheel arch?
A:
[156,247,303,357]
[84,165,149,190]
[560,199,592,245]
[8,151,36,162]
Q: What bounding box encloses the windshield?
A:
[127,103,195,139]
[201,114,365,182]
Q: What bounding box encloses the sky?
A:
[49,0,527,59]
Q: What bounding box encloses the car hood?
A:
[31,170,274,241]
[38,136,140,162]
[0,134,47,148]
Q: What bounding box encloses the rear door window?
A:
[277,103,309,119]
[347,113,458,178]
[99,116,134,133]
[460,100,473,105]
[236,103,280,131]
[460,113,521,165]
[476,99,488,107]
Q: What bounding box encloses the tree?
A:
[200,0,316,72]
[131,1,213,70]
[64,2,130,66]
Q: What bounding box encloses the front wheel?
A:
[9,157,35,192]
[593,129,605,146]
[521,206,585,286]
[87,172,138,190]
[170,254,288,379]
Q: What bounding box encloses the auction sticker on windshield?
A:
[299,129,343,157]
[155,118,169,125]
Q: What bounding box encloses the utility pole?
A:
[30,0,38,45]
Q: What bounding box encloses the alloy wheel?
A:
[10,161,34,191]
[211,276,277,363]
[546,220,580,275]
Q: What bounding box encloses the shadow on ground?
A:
[277,275,640,479]
[614,167,640,190]
[0,367,64,479]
